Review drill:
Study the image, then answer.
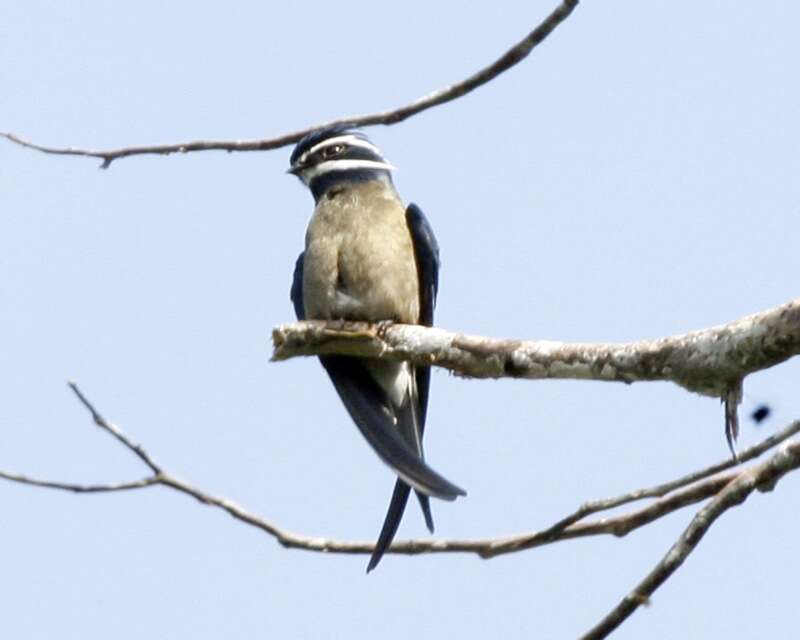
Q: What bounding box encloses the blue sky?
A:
[2,2,799,638]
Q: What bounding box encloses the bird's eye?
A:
[324,144,345,158]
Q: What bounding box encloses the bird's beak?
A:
[286,164,303,176]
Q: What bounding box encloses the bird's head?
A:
[288,125,395,201]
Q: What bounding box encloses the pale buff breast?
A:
[303,181,420,324]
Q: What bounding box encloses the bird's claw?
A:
[375,320,395,340]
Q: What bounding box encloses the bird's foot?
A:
[375,320,395,340]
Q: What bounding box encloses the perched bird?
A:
[288,125,466,571]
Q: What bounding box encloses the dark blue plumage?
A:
[308,168,391,204]
[289,123,367,166]
[366,203,441,571]
[289,125,394,202]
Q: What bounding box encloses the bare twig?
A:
[67,380,162,474]
[538,419,800,535]
[580,438,800,640]
[724,381,743,458]
[4,386,800,637]
[272,298,800,398]
[0,0,579,168]
[1,384,797,562]
[0,471,158,493]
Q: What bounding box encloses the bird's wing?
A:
[368,204,445,571]
[290,251,463,500]
[290,252,306,320]
[319,356,464,500]
[407,203,441,521]
[406,202,440,416]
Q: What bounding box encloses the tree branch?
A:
[4,384,799,636]
[67,380,162,474]
[580,437,800,640]
[272,298,800,398]
[0,383,797,560]
[535,418,800,535]
[0,0,578,168]
[0,471,158,493]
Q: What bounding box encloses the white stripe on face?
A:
[301,135,383,164]
[302,158,396,182]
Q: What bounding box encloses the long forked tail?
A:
[367,480,412,573]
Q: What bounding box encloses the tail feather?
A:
[416,492,434,533]
[321,356,465,500]
[368,380,438,572]
[367,480,412,573]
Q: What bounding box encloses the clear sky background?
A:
[2,2,799,638]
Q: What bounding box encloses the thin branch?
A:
[2,384,798,562]
[0,0,579,168]
[149,452,791,559]
[0,470,157,493]
[272,298,800,398]
[4,390,800,640]
[537,419,800,535]
[67,380,162,474]
[580,438,800,640]
[0,456,747,556]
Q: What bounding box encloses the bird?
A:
[287,124,466,571]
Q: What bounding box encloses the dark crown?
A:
[288,125,395,201]
[289,124,369,166]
